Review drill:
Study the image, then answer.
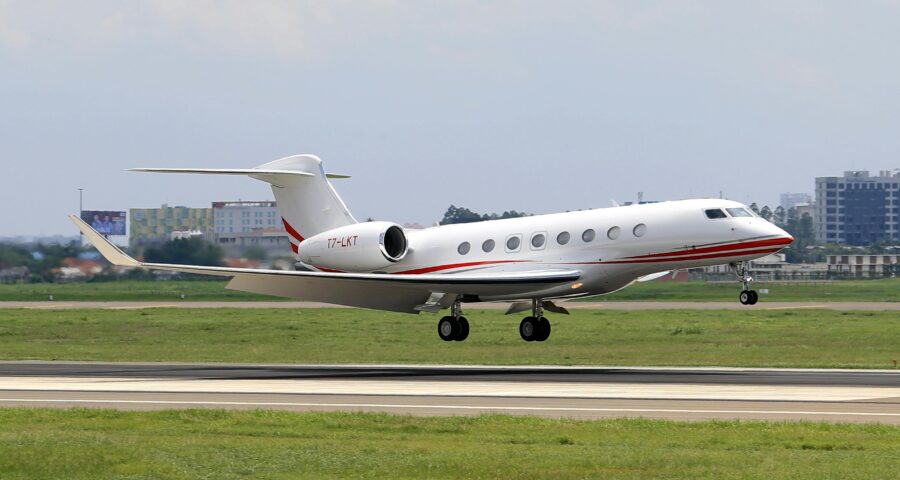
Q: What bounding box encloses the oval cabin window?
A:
[582,229,595,242]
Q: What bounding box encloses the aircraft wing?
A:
[70,215,581,313]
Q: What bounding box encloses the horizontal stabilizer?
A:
[130,168,349,179]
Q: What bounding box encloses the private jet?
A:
[72,154,794,342]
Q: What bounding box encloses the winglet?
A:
[68,215,140,267]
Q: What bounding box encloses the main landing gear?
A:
[519,299,551,342]
[732,261,759,306]
[438,299,469,341]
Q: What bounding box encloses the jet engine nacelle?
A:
[297,221,408,272]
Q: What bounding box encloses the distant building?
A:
[129,204,214,248]
[215,228,293,260]
[779,192,812,211]
[794,202,813,220]
[828,254,900,278]
[212,201,291,259]
[212,201,282,234]
[814,170,900,245]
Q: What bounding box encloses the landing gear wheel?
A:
[438,316,459,341]
[519,316,539,342]
[535,317,551,342]
[455,316,469,341]
[739,290,759,305]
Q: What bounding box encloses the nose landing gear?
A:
[438,298,469,341]
[519,299,551,342]
[732,261,759,305]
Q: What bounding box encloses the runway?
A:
[0,362,898,423]
[3,301,900,310]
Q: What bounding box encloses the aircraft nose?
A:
[766,222,794,245]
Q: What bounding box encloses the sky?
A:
[2,0,900,236]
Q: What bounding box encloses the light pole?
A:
[78,188,84,238]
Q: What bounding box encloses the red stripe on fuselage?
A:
[625,237,793,260]
[395,260,530,275]
[282,217,305,243]
[290,243,299,254]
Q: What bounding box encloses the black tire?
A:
[535,317,551,342]
[739,291,751,305]
[438,316,458,341]
[455,317,469,341]
[747,290,759,305]
[519,316,538,342]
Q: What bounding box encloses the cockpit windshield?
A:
[705,209,727,219]
[726,208,753,218]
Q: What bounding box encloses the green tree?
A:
[440,205,488,225]
[144,237,224,266]
[781,208,816,263]
[440,205,530,224]
[759,205,773,221]
[0,244,33,270]
[773,206,786,227]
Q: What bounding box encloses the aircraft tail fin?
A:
[131,154,357,253]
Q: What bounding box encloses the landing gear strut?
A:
[519,299,551,342]
[438,298,469,342]
[732,261,758,305]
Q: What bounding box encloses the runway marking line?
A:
[1,397,899,417]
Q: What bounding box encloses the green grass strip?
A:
[1,308,898,368]
[0,409,898,479]
[0,277,898,302]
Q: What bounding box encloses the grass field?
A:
[1,277,898,302]
[1,308,898,367]
[0,409,898,479]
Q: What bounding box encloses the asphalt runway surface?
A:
[1,362,898,424]
[3,301,899,310]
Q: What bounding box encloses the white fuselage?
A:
[304,198,793,302]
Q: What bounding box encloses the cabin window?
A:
[705,209,727,219]
[556,231,570,245]
[531,233,546,249]
[457,242,471,255]
[726,208,753,218]
[607,226,621,240]
[582,229,595,242]
[505,235,522,252]
[482,239,495,252]
[633,223,646,237]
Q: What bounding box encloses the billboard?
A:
[80,211,127,236]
